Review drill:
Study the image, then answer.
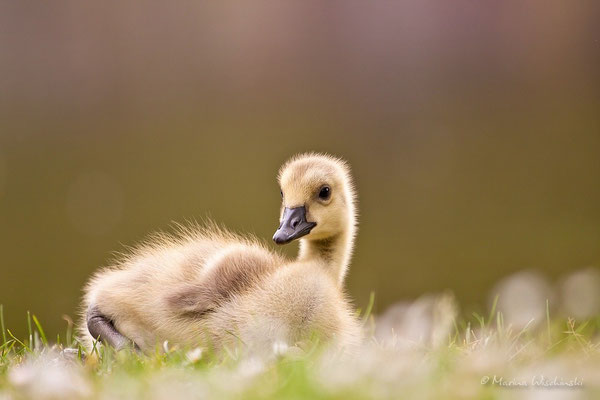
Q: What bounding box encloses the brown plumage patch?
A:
[311,236,339,263]
[166,247,279,318]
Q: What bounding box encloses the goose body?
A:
[80,153,361,354]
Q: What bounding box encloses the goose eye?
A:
[280,190,283,198]
[318,186,331,200]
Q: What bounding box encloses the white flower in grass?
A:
[0,391,12,400]
[146,370,209,400]
[375,292,458,349]
[316,343,427,394]
[237,357,265,378]
[206,357,265,396]
[9,351,91,399]
[186,347,203,363]
[272,340,289,357]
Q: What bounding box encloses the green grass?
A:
[0,302,599,399]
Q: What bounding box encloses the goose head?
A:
[273,153,356,245]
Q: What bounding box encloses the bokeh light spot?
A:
[561,267,600,319]
[490,270,553,329]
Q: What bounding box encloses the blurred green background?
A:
[1,1,599,338]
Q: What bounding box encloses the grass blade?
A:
[63,315,73,347]
[361,291,375,326]
[32,314,48,346]
[472,312,485,330]
[546,299,551,343]
[27,311,33,348]
[0,339,15,354]
[7,329,29,352]
[1,339,16,356]
[91,336,100,358]
[0,304,6,345]
[488,294,499,324]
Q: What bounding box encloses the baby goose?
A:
[80,153,361,354]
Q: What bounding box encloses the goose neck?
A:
[298,230,353,287]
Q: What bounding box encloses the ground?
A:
[0,299,599,400]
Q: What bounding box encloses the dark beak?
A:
[273,206,317,245]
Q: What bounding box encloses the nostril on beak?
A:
[290,217,301,229]
[273,206,316,245]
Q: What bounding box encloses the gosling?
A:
[80,153,361,354]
